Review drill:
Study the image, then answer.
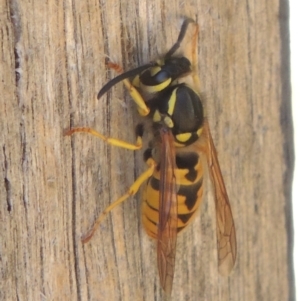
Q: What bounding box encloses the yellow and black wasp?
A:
[65,18,236,296]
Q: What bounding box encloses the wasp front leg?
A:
[105,61,150,116]
[64,123,144,151]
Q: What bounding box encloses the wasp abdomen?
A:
[142,150,204,238]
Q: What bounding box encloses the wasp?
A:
[65,18,237,296]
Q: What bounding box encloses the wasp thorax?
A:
[151,83,204,145]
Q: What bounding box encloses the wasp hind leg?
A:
[81,157,156,243]
[106,61,150,116]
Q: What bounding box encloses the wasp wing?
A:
[202,120,237,275]
[157,128,178,296]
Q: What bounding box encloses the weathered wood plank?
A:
[0,0,293,300]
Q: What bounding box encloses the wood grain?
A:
[0,0,294,300]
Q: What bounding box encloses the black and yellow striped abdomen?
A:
[142,150,204,239]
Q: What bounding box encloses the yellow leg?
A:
[64,124,143,150]
[107,62,150,116]
[81,158,156,243]
[190,22,201,90]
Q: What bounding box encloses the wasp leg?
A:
[82,157,156,243]
[189,21,201,90]
[64,123,144,151]
[106,61,150,117]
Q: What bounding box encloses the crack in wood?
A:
[3,146,12,212]
[9,0,22,84]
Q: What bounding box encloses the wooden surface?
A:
[0,0,294,300]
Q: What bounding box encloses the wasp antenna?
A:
[97,63,155,99]
[165,18,195,58]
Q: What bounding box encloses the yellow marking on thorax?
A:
[163,116,174,128]
[176,132,192,142]
[167,88,177,116]
[197,127,203,137]
[153,110,161,122]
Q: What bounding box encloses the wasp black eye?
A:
[155,70,169,83]
[164,57,191,79]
